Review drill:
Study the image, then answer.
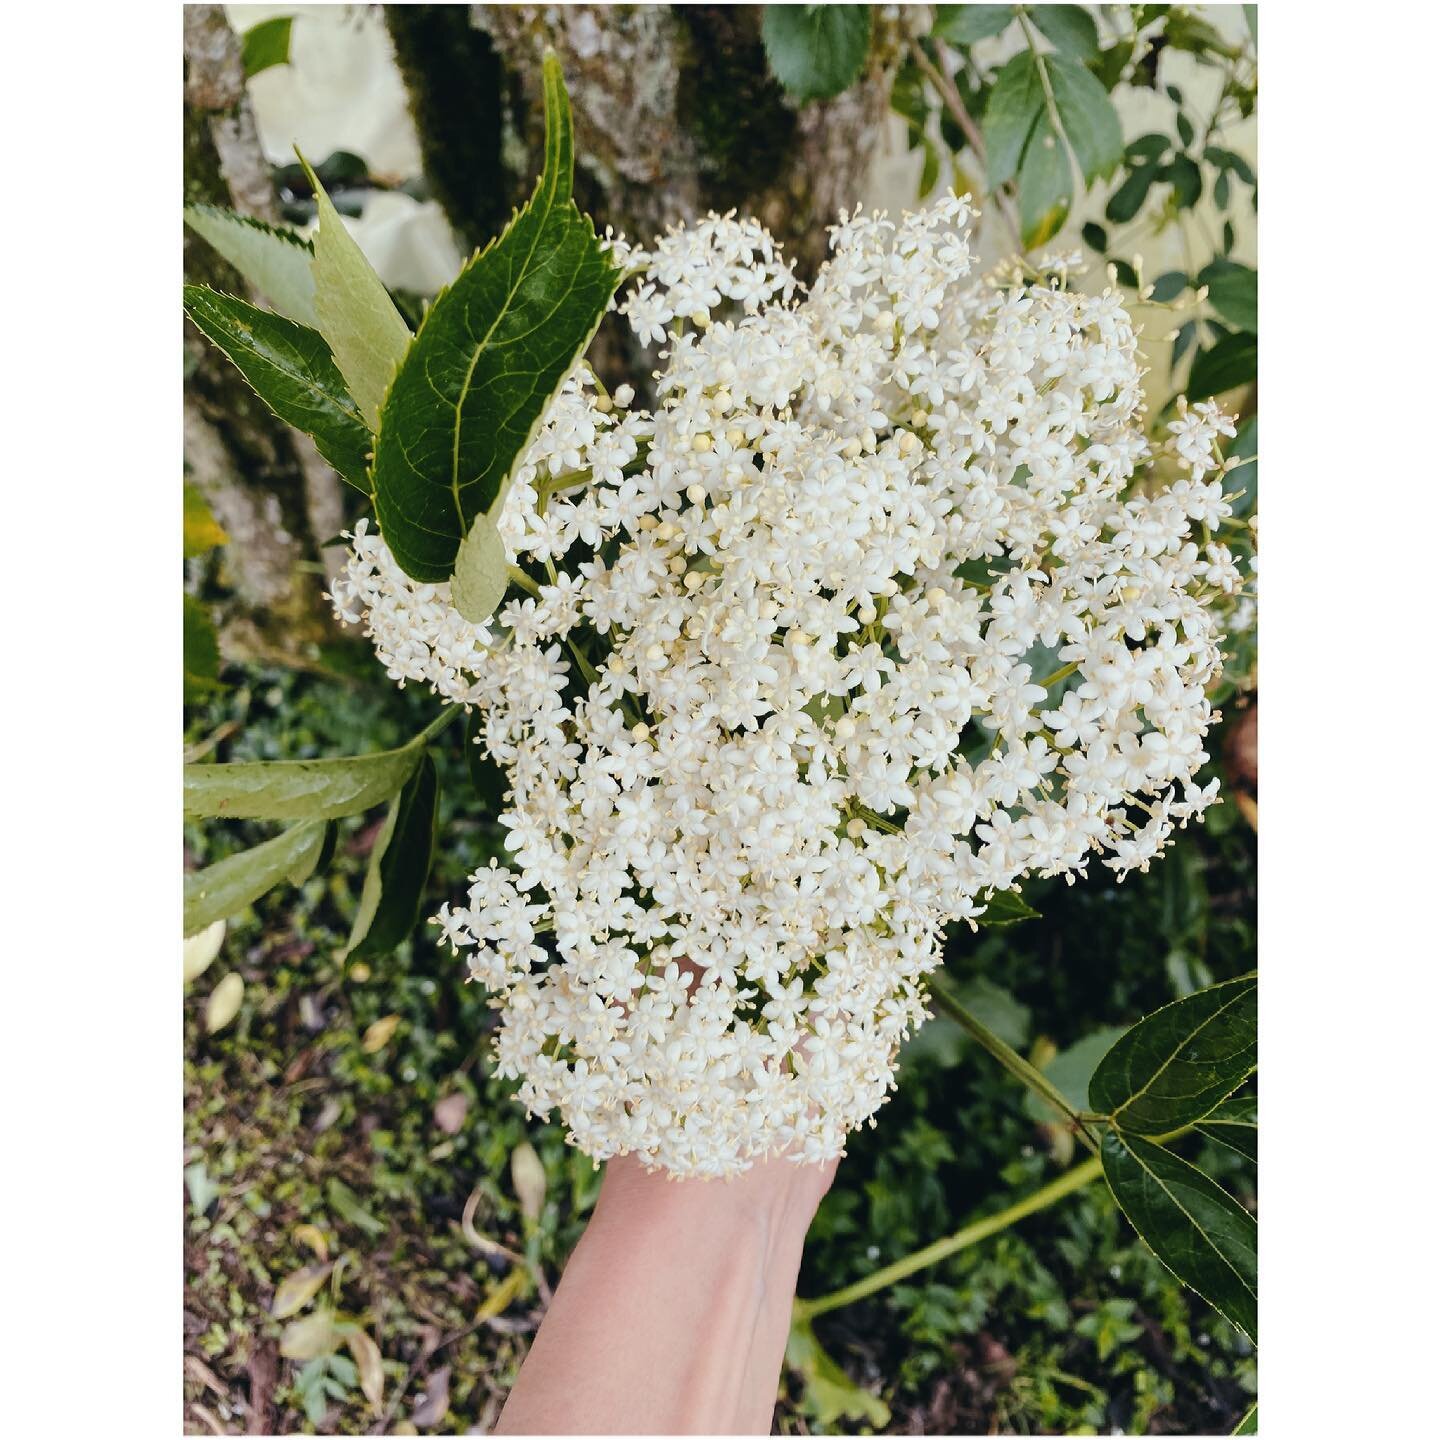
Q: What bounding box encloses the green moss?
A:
[675,6,797,214]
[384,6,514,252]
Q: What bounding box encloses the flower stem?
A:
[927,971,1099,1155]
[794,1153,1103,1321]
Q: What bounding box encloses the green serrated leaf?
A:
[184,483,229,557]
[450,513,510,624]
[762,5,873,103]
[1031,5,1100,60]
[183,819,329,933]
[183,594,222,704]
[299,150,412,429]
[1019,114,1071,249]
[1187,331,1257,401]
[1047,54,1124,184]
[1089,975,1257,1132]
[184,723,436,821]
[1101,1130,1257,1342]
[1199,259,1258,332]
[183,204,316,327]
[241,14,293,77]
[934,5,1014,44]
[370,52,624,582]
[1197,1093,1258,1162]
[345,752,440,959]
[983,52,1045,189]
[182,285,372,491]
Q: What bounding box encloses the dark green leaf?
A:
[1199,259,1258,332]
[1172,319,1197,367]
[183,204,317,326]
[346,752,440,959]
[183,594,222,703]
[1226,416,1257,516]
[890,61,929,129]
[982,52,1045,188]
[1235,1401,1258,1434]
[762,5,873,104]
[184,819,329,933]
[1019,115,1071,249]
[1047,54,1124,184]
[1223,219,1236,254]
[933,5,1014,44]
[1101,1130,1257,1341]
[241,15,292,77]
[1167,154,1203,209]
[1081,221,1107,252]
[299,151,412,429]
[1186,331,1257,400]
[1111,258,1138,288]
[1031,5,1099,60]
[1197,1093,1257,1162]
[976,888,1041,926]
[1106,162,1158,222]
[1091,41,1130,91]
[182,285,372,492]
[184,726,434,821]
[1126,132,1170,162]
[918,136,941,197]
[1214,170,1231,210]
[1089,974,1257,1132]
[1176,110,1195,147]
[1024,1026,1126,1124]
[1150,270,1189,303]
[371,53,624,581]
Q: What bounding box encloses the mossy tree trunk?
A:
[387,5,895,280]
[183,4,345,665]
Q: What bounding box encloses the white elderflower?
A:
[333,196,1243,1178]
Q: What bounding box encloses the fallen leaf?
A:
[346,1326,385,1416]
[183,919,227,982]
[326,1177,385,1237]
[293,1223,329,1261]
[185,1161,220,1216]
[279,1309,341,1361]
[433,1093,468,1135]
[363,1014,401,1053]
[510,1141,546,1224]
[270,1262,333,1319]
[206,973,244,1033]
[411,1363,451,1428]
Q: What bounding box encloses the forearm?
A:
[495,1152,835,1435]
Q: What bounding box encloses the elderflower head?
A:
[331,194,1244,1178]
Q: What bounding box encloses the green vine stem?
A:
[927,973,1101,1155]
[794,1153,1103,1321]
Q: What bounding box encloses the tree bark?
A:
[183,4,344,657]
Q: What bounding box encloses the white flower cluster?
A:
[330,195,1245,1177]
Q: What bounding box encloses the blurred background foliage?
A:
[184,5,1256,1432]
